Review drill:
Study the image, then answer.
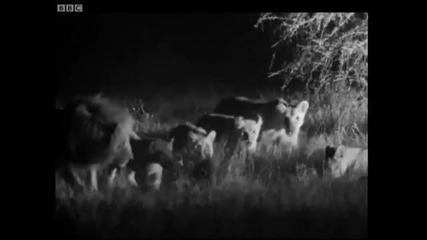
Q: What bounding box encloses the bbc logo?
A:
[57,4,83,12]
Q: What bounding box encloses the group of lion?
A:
[55,93,368,192]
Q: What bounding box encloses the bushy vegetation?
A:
[255,12,368,96]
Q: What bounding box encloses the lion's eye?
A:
[242,132,249,141]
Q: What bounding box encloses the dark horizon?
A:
[54,13,290,99]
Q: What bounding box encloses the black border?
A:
[13,3,416,239]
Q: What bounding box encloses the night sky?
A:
[54,13,287,99]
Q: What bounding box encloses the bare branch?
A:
[255,12,367,95]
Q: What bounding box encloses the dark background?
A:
[54,13,291,100]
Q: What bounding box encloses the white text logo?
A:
[57,4,83,12]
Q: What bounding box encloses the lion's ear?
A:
[168,138,175,151]
[334,145,346,159]
[130,131,141,140]
[234,116,245,129]
[297,101,309,115]
[276,102,287,113]
[149,141,157,153]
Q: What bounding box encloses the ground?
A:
[55,88,368,238]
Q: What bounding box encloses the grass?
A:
[55,88,368,239]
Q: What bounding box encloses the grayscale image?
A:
[55,11,368,238]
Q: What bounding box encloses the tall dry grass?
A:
[55,88,367,238]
